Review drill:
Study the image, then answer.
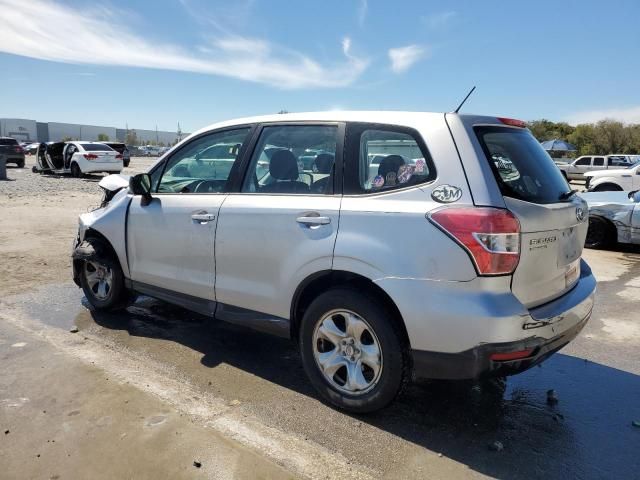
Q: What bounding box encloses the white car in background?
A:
[35,141,123,177]
[585,160,640,191]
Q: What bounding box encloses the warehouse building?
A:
[0,118,187,145]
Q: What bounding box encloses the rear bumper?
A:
[410,260,595,379]
[81,161,123,173]
[412,309,590,379]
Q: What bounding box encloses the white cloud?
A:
[423,11,457,29]
[357,0,368,27]
[0,0,368,89]
[388,45,428,73]
[565,106,640,125]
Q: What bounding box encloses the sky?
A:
[1,0,639,132]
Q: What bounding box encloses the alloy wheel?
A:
[312,309,383,395]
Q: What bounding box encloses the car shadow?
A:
[87,297,640,479]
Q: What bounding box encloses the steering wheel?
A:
[193,180,222,193]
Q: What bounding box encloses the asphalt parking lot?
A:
[1,157,639,479]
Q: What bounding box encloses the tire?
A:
[31,166,38,173]
[585,216,615,249]
[70,162,82,178]
[77,239,129,310]
[17,160,25,168]
[592,183,622,192]
[299,287,410,413]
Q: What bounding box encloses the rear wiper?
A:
[559,189,578,200]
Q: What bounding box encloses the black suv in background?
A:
[104,142,131,167]
[0,137,26,168]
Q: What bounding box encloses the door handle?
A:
[296,216,331,227]
[191,213,215,223]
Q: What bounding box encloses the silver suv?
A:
[72,112,596,413]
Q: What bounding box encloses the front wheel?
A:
[299,288,410,413]
[77,240,129,310]
[585,216,615,249]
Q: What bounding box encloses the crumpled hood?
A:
[98,174,130,192]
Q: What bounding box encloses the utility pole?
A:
[155,124,159,145]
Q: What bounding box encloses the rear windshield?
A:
[475,126,572,204]
[80,143,113,152]
[0,138,18,145]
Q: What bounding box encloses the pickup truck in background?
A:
[555,155,635,181]
[585,160,640,191]
[0,137,26,168]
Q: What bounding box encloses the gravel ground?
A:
[0,156,157,198]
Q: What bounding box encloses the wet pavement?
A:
[5,245,640,480]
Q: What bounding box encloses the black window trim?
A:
[342,122,437,196]
[229,121,345,196]
[150,123,257,195]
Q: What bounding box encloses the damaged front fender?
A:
[74,190,132,284]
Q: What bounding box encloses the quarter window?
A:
[242,125,338,194]
[349,125,434,193]
[156,128,250,194]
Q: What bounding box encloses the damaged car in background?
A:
[34,141,123,177]
[581,190,640,248]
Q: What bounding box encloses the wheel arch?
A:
[590,180,623,191]
[290,270,411,348]
[73,228,127,282]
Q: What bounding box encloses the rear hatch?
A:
[474,124,589,308]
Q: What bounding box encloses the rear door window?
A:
[593,157,604,166]
[345,123,435,194]
[475,126,572,204]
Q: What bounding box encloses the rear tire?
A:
[17,160,25,168]
[71,162,82,178]
[77,239,129,310]
[299,287,410,413]
[585,216,616,249]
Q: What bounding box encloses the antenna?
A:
[452,86,476,114]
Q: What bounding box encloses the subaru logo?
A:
[576,206,586,222]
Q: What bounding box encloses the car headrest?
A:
[378,155,405,178]
[313,153,334,174]
[270,150,299,180]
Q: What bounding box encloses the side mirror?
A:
[628,190,640,203]
[129,173,153,206]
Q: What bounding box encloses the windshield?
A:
[475,126,573,204]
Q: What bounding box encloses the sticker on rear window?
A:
[431,185,462,203]
[372,175,384,188]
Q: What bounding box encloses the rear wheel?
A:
[585,216,616,249]
[299,288,410,413]
[71,162,82,178]
[17,159,25,168]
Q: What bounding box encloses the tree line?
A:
[528,119,640,157]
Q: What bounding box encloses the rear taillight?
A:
[429,207,520,275]
[497,117,527,128]
[83,153,98,160]
[115,154,123,159]
[15,146,23,153]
